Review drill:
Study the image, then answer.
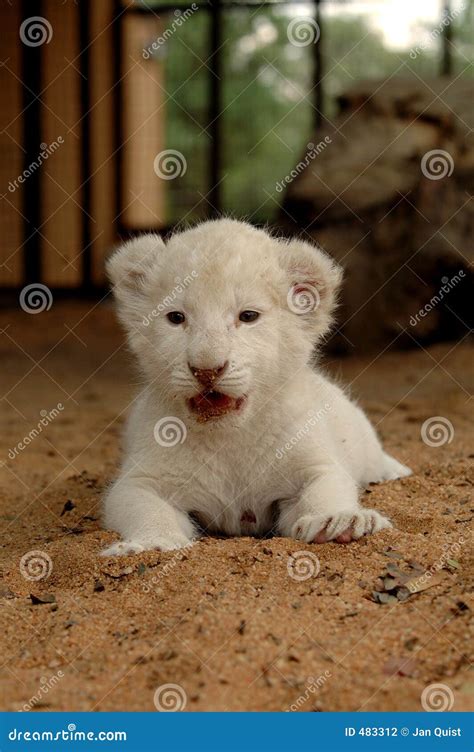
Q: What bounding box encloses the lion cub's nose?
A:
[188,362,228,388]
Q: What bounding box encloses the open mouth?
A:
[188,390,246,421]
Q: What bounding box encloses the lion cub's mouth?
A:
[188,390,246,422]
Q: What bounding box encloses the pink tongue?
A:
[194,391,233,410]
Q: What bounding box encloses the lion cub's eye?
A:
[239,310,260,323]
[167,311,185,325]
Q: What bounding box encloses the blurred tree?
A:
[450,0,474,73]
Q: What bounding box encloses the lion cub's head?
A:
[107,219,342,424]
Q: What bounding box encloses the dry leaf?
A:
[404,570,447,594]
[383,549,404,560]
[30,593,56,605]
[383,656,417,677]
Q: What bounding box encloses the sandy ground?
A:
[0,302,472,713]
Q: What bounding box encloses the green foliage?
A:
[148,3,473,224]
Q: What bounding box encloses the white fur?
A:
[102,219,411,556]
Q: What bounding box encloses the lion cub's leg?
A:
[278,468,391,544]
[101,479,197,556]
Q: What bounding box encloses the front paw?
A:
[101,540,145,557]
[292,508,392,544]
[101,533,195,557]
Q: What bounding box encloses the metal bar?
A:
[20,0,43,284]
[79,0,92,290]
[208,0,223,216]
[0,286,108,302]
[313,0,323,128]
[441,0,453,76]
[113,0,123,235]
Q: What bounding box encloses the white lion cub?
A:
[102,219,410,556]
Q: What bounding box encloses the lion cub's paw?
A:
[101,534,194,557]
[292,508,392,544]
[101,540,145,557]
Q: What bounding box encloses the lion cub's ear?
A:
[106,234,166,332]
[106,234,166,295]
[277,238,343,339]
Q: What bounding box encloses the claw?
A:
[291,509,392,544]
